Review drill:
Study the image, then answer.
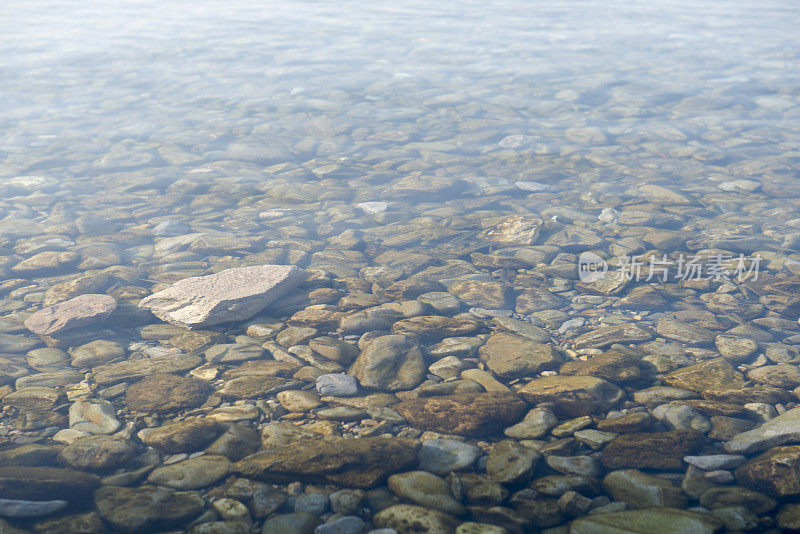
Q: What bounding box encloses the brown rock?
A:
[234,423,418,488]
[736,446,800,497]
[596,412,655,433]
[559,349,649,386]
[572,324,654,349]
[125,373,213,414]
[394,392,527,437]
[0,466,99,505]
[601,430,706,471]
[92,353,202,385]
[479,332,562,380]
[139,418,226,454]
[517,375,625,417]
[663,358,744,392]
[702,386,794,405]
[391,316,484,341]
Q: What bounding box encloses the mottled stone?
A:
[601,430,706,471]
[139,265,307,328]
[478,332,562,379]
[388,471,464,515]
[394,392,527,437]
[518,375,625,417]
[94,485,204,533]
[735,445,800,497]
[125,373,213,414]
[663,358,744,392]
[372,504,459,534]
[349,335,426,391]
[234,423,418,488]
[603,469,687,509]
[24,294,116,335]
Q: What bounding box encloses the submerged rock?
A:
[394,392,527,437]
[24,294,116,336]
[139,265,307,328]
[94,485,205,533]
[234,423,418,488]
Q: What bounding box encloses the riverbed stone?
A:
[92,353,202,385]
[125,372,213,414]
[68,399,120,434]
[601,430,706,470]
[349,334,426,391]
[603,469,688,509]
[418,439,481,475]
[663,358,745,392]
[24,294,116,336]
[478,332,562,379]
[570,508,722,534]
[372,504,459,534]
[388,471,465,515]
[725,406,800,453]
[234,423,419,488]
[394,392,527,437]
[59,434,137,471]
[139,265,307,328]
[94,485,205,533]
[735,445,800,497]
[0,467,99,505]
[139,418,226,453]
[518,375,625,417]
[69,339,125,368]
[147,454,231,490]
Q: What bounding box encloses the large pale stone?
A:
[138,265,307,328]
[726,407,800,454]
[24,294,116,336]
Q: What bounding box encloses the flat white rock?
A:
[138,265,307,328]
[725,406,800,454]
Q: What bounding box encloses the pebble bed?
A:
[1,1,800,533]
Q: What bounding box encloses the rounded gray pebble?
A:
[294,492,329,515]
[315,516,365,534]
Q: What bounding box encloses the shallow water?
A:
[2,0,800,532]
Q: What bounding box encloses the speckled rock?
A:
[478,332,562,379]
[349,335,426,391]
[394,392,527,437]
[234,423,419,488]
[372,504,459,534]
[125,372,213,414]
[94,485,205,533]
[601,430,706,471]
[24,294,116,336]
[518,375,625,417]
[139,265,307,328]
